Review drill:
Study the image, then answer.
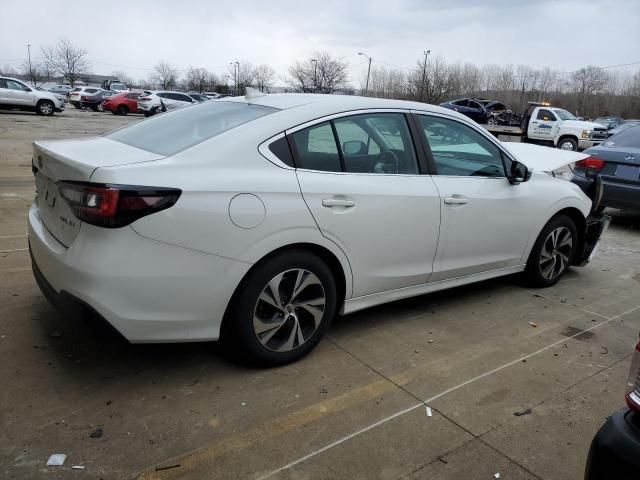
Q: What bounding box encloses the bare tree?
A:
[41,39,90,87]
[227,62,255,95]
[111,70,133,86]
[572,65,608,114]
[252,64,275,92]
[287,52,348,93]
[150,61,179,89]
[185,67,210,92]
[21,61,46,86]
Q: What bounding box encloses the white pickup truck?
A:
[0,76,65,116]
[484,102,608,151]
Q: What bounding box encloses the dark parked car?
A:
[439,98,490,123]
[594,116,624,130]
[80,90,116,112]
[585,336,640,479]
[572,124,640,211]
[607,120,640,137]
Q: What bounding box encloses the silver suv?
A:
[0,77,65,115]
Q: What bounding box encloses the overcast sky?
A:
[2,0,639,86]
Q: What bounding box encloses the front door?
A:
[414,112,534,281]
[528,108,559,141]
[6,79,35,107]
[290,111,441,297]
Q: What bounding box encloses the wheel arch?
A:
[220,242,350,340]
[555,134,578,148]
[556,207,587,265]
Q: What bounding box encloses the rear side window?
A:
[108,101,278,156]
[290,122,342,172]
[606,125,640,148]
[126,93,139,99]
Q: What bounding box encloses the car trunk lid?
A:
[32,138,165,247]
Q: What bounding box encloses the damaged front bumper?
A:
[575,214,611,266]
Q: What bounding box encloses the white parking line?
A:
[257,305,639,480]
[0,247,28,253]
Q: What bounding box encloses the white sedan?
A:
[28,91,609,365]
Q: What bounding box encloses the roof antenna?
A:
[245,87,267,102]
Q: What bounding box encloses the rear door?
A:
[414,112,534,281]
[290,111,441,297]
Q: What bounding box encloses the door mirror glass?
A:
[509,160,529,184]
[342,140,366,155]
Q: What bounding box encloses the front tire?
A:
[525,214,577,287]
[117,105,128,116]
[36,100,54,116]
[557,137,578,151]
[224,250,337,366]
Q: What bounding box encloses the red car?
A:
[102,92,142,116]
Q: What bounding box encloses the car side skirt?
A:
[342,264,525,315]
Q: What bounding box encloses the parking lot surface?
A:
[1,107,639,480]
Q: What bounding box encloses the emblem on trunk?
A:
[625,155,636,161]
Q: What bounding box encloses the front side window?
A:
[537,109,555,121]
[418,115,505,177]
[7,80,28,91]
[553,109,576,121]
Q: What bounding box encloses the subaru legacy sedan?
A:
[29,91,609,366]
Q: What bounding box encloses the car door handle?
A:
[322,198,356,208]
[444,196,468,205]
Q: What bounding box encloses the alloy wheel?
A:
[40,103,53,115]
[539,226,573,280]
[253,269,326,352]
[560,141,576,151]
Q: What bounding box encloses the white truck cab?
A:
[0,77,65,116]
[525,105,608,151]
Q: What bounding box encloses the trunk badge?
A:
[625,155,636,161]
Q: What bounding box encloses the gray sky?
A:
[2,0,639,85]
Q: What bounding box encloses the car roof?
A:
[225,93,469,119]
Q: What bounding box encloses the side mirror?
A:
[509,160,530,185]
[342,140,367,155]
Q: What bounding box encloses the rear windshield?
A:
[107,101,278,156]
[606,125,640,148]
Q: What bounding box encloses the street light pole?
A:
[27,44,33,85]
[419,49,430,102]
[311,59,317,93]
[358,52,372,96]
[230,61,239,95]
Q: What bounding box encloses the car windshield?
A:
[553,109,576,120]
[605,125,640,148]
[108,101,278,155]
[111,83,126,90]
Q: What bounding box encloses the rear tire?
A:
[524,214,578,287]
[36,100,54,116]
[223,250,337,367]
[117,105,128,116]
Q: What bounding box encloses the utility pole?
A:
[419,49,430,102]
[358,52,372,96]
[27,44,33,85]
[311,58,317,93]
[230,61,239,95]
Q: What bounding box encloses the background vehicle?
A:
[203,92,222,99]
[0,76,65,115]
[572,124,640,211]
[608,120,640,137]
[186,92,210,102]
[439,98,492,123]
[101,80,128,92]
[80,90,116,112]
[102,91,144,115]
[593,116,623,130]
[48,85,73,96]
[28,93,608,366]
[484,102,609,151]
[137,91,195,116]
[585,334,640,479]
[68,87,104,108]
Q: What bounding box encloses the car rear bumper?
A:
[573,174,640,210]
[28,201,251,342]
[585,409,640,480]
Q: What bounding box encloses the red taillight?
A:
[575,156,605,171]
[81,96,89,101]
[625,342,640,412]
[58,181,181,228]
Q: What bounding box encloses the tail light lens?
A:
[575,156,605,171]
[626,342,640,412]
[81,96,89,101]
[58,181,181,228]
[139,96,151,102]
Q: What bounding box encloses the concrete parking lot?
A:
[1,107,639,480]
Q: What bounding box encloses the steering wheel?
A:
[377,150,399,174]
